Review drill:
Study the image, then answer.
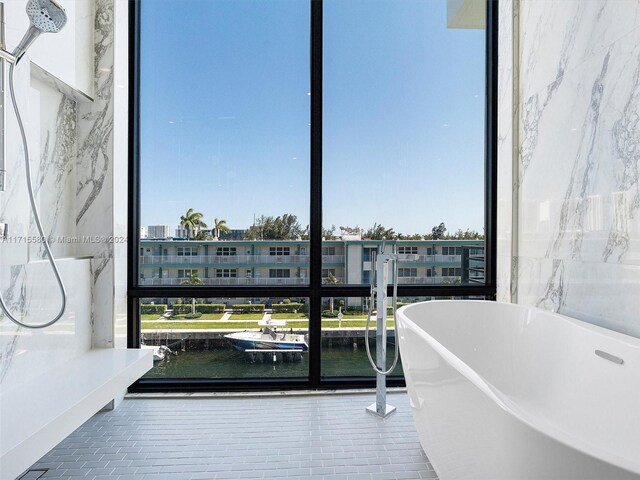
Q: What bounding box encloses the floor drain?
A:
[18,469,48,479]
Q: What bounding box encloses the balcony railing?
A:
[140,276,457,286]
[397,276,460,285]
[140,254,345,265]
[140,254,462,266]
[140,277,310,286]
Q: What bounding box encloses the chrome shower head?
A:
[12,0,67,62]
[26,0,67,32]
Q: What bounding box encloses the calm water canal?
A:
[144,343,403,379]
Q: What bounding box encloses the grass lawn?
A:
[271,313,308,319]
[142,321,256,330]
[141,313,224,321]
[229,313,265,320]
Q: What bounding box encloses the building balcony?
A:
[140,254,344,266]
[139,277,310,286]
[396,254,462,264]
[397,276,460,285]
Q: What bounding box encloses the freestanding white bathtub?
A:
[396,300,640,480]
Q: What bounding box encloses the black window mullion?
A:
[484,0,498,297]
[309,0,323,388]
[127,0,141,349]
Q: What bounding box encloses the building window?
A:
[363,247,377,262]
[441,246,463,256]
[322,246,336,256]
[398,268,417,277]
[216,247,237,256]
[269,269,291,278]
[177,247,198,256]
[216,269,237,278]
[397,246,418,255]
[442,267,462,277]
[178,269,199,278]
[269,246,290,256]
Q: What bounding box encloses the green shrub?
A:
[232,304,265,314]
[184,313,202,319]
[141,304,167,315]
[322,310,339,318]
[282,298,291,304]
[386,302,408,314]
[271,303,303,313]
[172,304,225,314]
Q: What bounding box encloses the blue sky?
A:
[140,0,485,236]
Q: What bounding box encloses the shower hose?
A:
[0,62,67,328]
[364,252,400,375]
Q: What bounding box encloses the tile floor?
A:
[24,392,437,480]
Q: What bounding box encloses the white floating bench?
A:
[0,348,152,480]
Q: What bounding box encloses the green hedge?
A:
[271,303,304,313]
[184,313,202,319]
[141,304,167,315]
[322,310,339,318]
[172,304,225,314]
[232,304,265,314]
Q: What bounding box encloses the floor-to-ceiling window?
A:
[129,0,498,390]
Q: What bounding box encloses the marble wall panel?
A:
[499,0,640,337]
[76,0,115,348]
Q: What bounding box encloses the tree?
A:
[212,217,230,240]
[244,214,305,240]
[195,230,210,240]
[323,225,336,240]
[364,223,396,240]
[180,272,203,314]
[431,222,447,240]
[446,228,484,240]
[396,233,423,240]
[179,208,207,240]
[324,271,342,313]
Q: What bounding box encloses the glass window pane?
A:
[320,296,408,378]
[142,297,309,379]
[323,0,486,285]
[139,0,310,285]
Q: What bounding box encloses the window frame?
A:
[127,0,499,392]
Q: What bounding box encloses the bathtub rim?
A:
[397,299,640,476]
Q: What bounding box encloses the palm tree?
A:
[325,272,342,313]
[180,208,207,240]
[181,272,203,314]
[212,217,230,240]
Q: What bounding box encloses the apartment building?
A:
[139,238,484,287]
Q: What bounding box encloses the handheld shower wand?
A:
[0,0,68,328]
[13,0,67,62]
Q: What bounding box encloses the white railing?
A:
[140,253,460,266]
[140,254,322,265]
[397,276,460,285]
[140,277,309,286]
[322,255,345,264]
